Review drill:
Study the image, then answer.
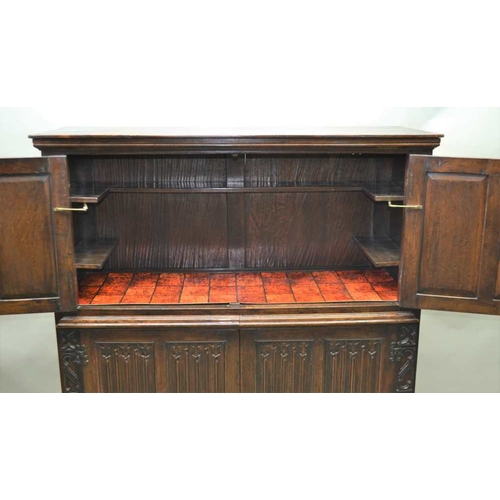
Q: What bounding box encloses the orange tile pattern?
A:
[78,269,398,305]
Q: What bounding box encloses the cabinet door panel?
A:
[65,329,239,393]
[400,156,500,315]
[0,157,77,315]
[241,324,418,393]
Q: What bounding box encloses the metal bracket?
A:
[54,203,89,212]
[388,201,423,210]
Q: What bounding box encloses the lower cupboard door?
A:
[240,324,419,393]
[58,329,239,393]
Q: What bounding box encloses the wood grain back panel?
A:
[245,192,372,268]
[97,193,229,269]
[244,154,397,187]
[70,153,405,272]
[71,155,227,187]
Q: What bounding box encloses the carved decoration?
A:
[389,324,418,393]
[97,343,156,393]
[255,341,313,393]
[59,330,88,393]
[166,342,226,393]
[324,339,383,393]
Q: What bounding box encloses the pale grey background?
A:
[1,107,499,392]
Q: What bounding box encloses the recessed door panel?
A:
[418,173,487,297]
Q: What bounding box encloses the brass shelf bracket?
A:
[388,201,423,210]
[54,203,89,212]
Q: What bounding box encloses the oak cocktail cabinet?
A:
[2,127,500,393]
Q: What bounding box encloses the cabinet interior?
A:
[69,153,406,306]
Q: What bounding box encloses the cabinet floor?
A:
[78,269,398,305]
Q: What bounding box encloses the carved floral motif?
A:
[389,324,418,393]
[59,330,88,393]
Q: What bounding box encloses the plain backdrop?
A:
[0,107,499,392]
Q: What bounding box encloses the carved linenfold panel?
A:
[96,342,155,393]
[324,338,383,393]
[390,324,418,393]
[255,341,313,393]
[59,330,89,393]
[165,342,226,393]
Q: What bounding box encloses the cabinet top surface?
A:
[30,127,443,154]
[30,126,442,139]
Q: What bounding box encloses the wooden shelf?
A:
[108,183,405,199]
[353,236,400,267]
[110,185,363,194]
[361,183,404,202]
[70,184,111,204]
[68,183,403,201]
[75,239,118,269]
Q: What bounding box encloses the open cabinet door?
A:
[400,155,500,315]
[0,157,77,315]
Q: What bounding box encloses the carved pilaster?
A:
[58,330,88,393]
[389,324,418,393]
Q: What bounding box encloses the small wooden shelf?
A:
[361,183,404,202]
[70,184,111,204]
[353,236,400,267]
[75,239,118,269]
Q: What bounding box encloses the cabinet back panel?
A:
[244,154,399,186]
[71,155,227,188]
[70,154,406,271]
[245,192,372,268]
[97,193,229,269]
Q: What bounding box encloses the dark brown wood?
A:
[0,157,77,315]
[108,186,373,194]
[56,313,416,393]
[75,239,118,269]
[57,329,88,392]
[362,183,404,202]
[70,155,227,188]
[57,311,414,329]
[245,192,372,268]
[70,184,110,204]
[226,155,246,268]
[400,155,500,314]
[30,127,442,155]
[66,152,410,272]
[240,319,418,393]
[353,236,400,267]
[244,154,391,187]
[74,328,239,393]
[97,193,229,269]
[14,127,500,393]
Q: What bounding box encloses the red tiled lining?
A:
[79,269,399,305]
